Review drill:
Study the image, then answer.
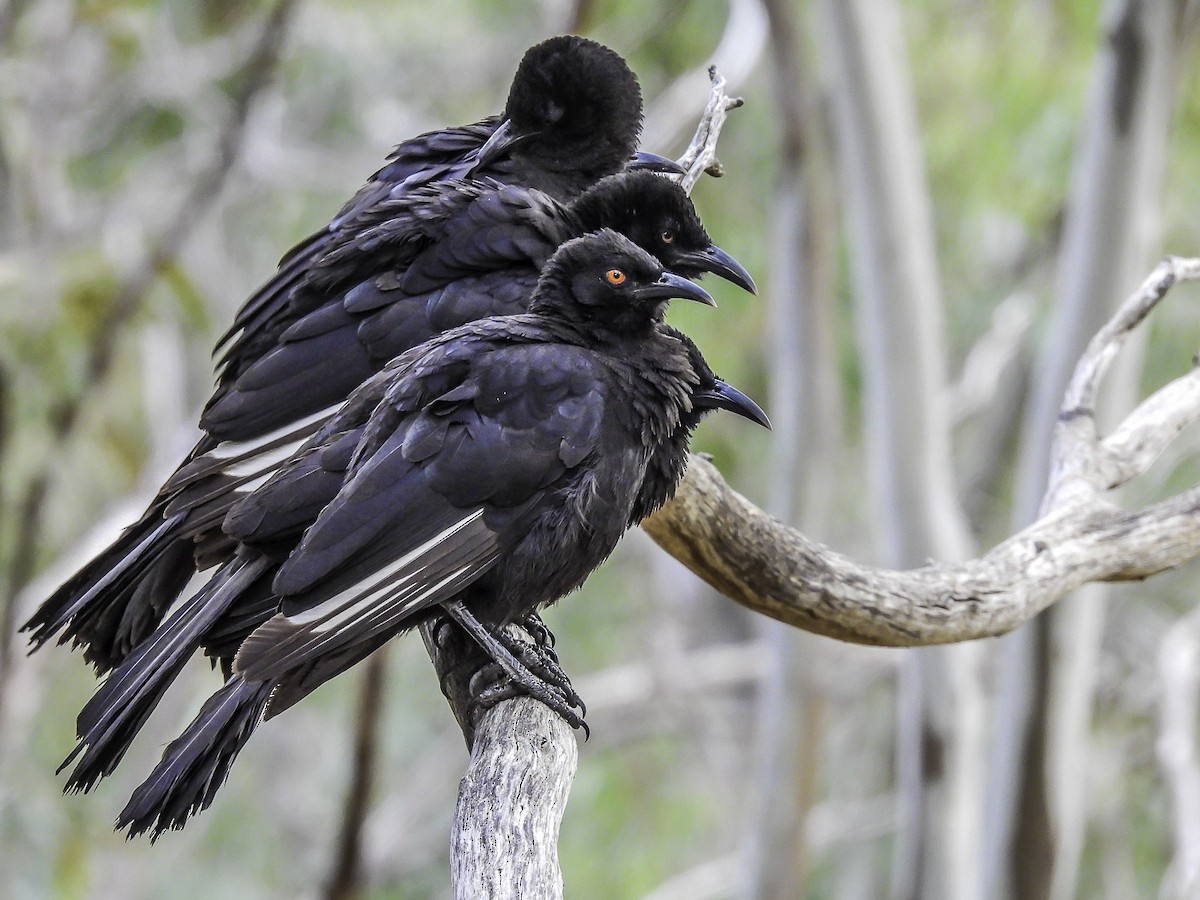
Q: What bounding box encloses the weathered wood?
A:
[450,698,577,900]
[644,451,1200,645]
[672,66,743,193]
[643,258,1200,646]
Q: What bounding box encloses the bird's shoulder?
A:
[212,118,504,377]
[326,118,502,229]
[372,118,500,186]
[311,178,573,300]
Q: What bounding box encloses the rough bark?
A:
[450,698,577,900]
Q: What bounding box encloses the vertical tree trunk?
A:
[816,2,982,899]
[451,698,577,900]
[744,0,845,896]
[989,2,1186,897]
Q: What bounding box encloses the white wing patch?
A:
[218,440,307,479]
[205,405,337,462]
[234,510,495,680]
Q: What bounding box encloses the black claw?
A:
[441,600,589,735]
[515,613,557,649]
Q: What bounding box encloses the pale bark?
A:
[642,258,1200,642]
[992,3,1186,897]
[815,1,980,897]
[450,698,577,900]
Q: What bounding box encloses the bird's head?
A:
[473,36,643,184]
[570,171,757,295]
[530,229,715,335]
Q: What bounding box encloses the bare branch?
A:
[645,454,1200,645]
[450,698,577,900]
[643,257,1200,646]
[1097,367,1200,489]
[673,67,744,193]
[1047,257,1200,508]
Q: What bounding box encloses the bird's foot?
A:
[440,601,588,736]
[513,611,556,648]
[467,659,588,739]
[493,620,584,715]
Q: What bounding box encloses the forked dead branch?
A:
[645,256,1200,645]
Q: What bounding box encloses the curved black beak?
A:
[469,119,537,176]
[677,243,757,295]
[633,271,716,307]
[696,380,771,429]
[628,151,687,175]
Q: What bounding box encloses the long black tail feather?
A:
[23,506,195,674]
[61,554,272,793]
[117,675,274,840]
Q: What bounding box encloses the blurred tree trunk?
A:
[988,2,1188,898]
[743,0,845,896]
[815,2,981,899]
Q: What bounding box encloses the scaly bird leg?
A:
[439,601,587,735]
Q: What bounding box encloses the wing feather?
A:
[234,510,499,680]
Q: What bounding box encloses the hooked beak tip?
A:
[703,381,771,429]
[628,151,687,176]
[640,271,716,307]
[691,244,757,296]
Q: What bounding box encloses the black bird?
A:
[25,171,753,674]
[62,230,768,839]
[218,34,665,385]
[22,35,683,673]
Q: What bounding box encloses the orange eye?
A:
[661,230,675,244]
[605,269,626,285]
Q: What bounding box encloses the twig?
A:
[673,67,744,194]
[1046,257,1200,509]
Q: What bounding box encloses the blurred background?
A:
[3,0,1200,897]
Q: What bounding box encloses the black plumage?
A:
[201,170,755,439]
[23,35,684,673]
[217,34,653,385]
[63,230,767,839]
[25,170,753,674]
